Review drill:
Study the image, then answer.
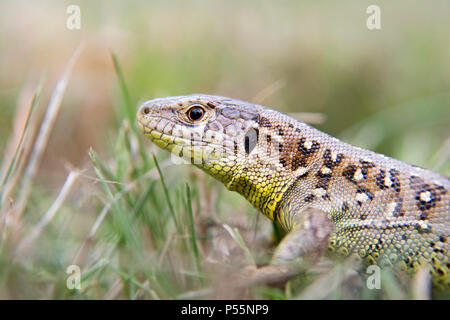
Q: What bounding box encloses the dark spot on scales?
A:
[356,186,374,201]
[342,202,349,212]
[436,185,447,195]
[275,126,284,136]
[375,169,388,190]
[259,117,272,128]
[358,159,375,180]
[316,169,331,190]
[359,159,376,169]
[343,164,358,184]
[389,169,401,193]
[323,149,343,168]
[393,197,405,217]
[278,143,283,153]
[291,155,307,171]
[298,138,320,155]
[415,185,440,212]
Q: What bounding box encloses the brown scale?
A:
[373,168,406,218]
[286,138,320,170]
[268,122,321,173]
[343,160,400,199]
[409,175,448,221]
[316,149,345,190]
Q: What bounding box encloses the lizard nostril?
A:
[142,107,150,115]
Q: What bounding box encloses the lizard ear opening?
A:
[244,128,259,154]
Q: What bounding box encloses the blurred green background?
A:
[0,0,449,299]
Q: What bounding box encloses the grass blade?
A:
[15,170,81,256]
[185,183,201,280]
[152,154,179,231]
[111,52,134,126]
[111,51,151,171]
[13,43,83,221]
[223,224,255,266]
[89,148,139,250]
[0,78,43,207]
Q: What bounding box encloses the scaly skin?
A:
[136,94,449,287]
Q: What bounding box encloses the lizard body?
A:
[136,94,449,287]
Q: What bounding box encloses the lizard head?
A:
[137,94,304,222]
[136,94,261,182]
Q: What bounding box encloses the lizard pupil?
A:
[187,106,205,121]
[244,128,259,154]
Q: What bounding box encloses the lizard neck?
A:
[224,161,294,223]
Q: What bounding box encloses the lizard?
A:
[136,94,449,289]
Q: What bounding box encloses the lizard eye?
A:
[187,105,205,121]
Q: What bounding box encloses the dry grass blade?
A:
[0,79,43,207]
[223,224,255,266]
[12,43,83,222]
[0,80,44,246]
[15,170,81,256]
[72,201,111,266]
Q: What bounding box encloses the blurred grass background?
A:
[0,0,449,299]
